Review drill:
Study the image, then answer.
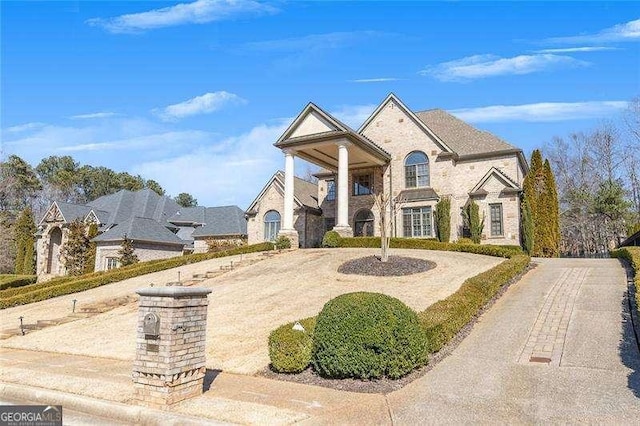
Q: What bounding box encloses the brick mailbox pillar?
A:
[132,286,212,406]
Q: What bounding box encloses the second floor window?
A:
[326,180,335,201]
[405,151,430,188]
[353,174,372,196]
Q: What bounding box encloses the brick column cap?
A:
[136,287,213,298]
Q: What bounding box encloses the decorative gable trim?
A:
[85,210,101,225]
[245,172,304,216]
[469,167,521,196]
[358,93,454,154]
[38,201,66,226]
[276,103,350,145]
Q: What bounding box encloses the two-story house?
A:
[246,93,528,248]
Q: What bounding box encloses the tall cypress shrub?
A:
[118,235,139,266]
[523,150,545,256]
[435,196,451,243]
[61,219,89,276]
[14,208,36,275]
[521,195,534,255]
[543,160,561,257]
[463,200,484,244]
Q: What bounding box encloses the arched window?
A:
[354,209,374,237]
[264,210,281,242]
[405,151,430,188]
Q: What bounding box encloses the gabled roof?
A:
[469,167,521,196]
[415,109,519,158]
[92,216,185,246]
[39,201,92,225]
[87,188,181,227]
[359,93,454,154]
[245,171,319,215]
[191,206,248,238]
[619,229,640,248]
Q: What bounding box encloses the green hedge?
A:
[611,247,640,319]
[0,275,37,291]
[419,253,529,353]
[312,292,428,380]
[322,231,341,248]
[268,238,530,376]
[0,242,273,309]
[269,317,317,373]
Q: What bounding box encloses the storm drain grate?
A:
[529,356,551,364]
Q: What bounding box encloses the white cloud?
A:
[545,18,640,44]
[330,104,377,129]
[132,120,289,207]
[420,54,589,82]
[70,112,119,120]
[535,46,621,54]
[243,31,382,52]
[5,122,46,133]
[57,130,211,152]
[450,101,628,123]
[86,0,276,34]
[350,78,400,83]
[154,91,246,121]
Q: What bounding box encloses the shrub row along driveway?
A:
[1,248,500,375]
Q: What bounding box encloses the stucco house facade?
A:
[247,93,528,248]
[36,188,247,279]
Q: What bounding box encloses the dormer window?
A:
[405,151,430,188]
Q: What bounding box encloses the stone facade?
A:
[249,95,527,248]
[95,241,183,272]
[133,286,211,407]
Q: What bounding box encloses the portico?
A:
[274,103,391,246]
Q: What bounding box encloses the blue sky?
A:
[1,1,638,208]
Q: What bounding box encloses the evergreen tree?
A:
[543,160,561,257]
[521,195,534,255]
[118,235,139,266]
[61,219,89,276]
[435,196,451,243]
[174,192,198,207]
[84,223,99,274]
[523,150,546,256]
[463,200,484,244]
[14,208,36,275]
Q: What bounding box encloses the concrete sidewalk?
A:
[1,258,638,424]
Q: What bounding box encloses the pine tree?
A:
[14,208,36,275]
[521,195,534,255]
[543,160,561,257]
[61,219,89,276]
[118,235,139,266]
[435,196,451,243]
[84,223,99,274]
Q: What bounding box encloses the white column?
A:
[283,150,295,230]
[336,142,349,227]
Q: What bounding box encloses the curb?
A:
[0,382,230,425]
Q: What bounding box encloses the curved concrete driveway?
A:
[388,258,640,424]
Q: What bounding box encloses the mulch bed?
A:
[337,255,436,276]
[260,262,536,394]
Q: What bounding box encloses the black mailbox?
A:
[143,312,160,337]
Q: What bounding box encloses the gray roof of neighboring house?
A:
[620,229,640,248]
[56,202,92,223]
[92,216,185,246]
[168,206,206,225]
[414,109,519,157]
[87,188,181,227]
[191,206,248,238]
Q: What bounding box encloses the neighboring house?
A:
[620,229,640,248]
[247,93,528,248]
[36,188,247,278]
[245,171,323,248]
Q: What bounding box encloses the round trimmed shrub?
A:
[269,317,316,373]
[322,230,341,248]
[312,292,428,379]
[274,235,291,250]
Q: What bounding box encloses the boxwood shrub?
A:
[0,275,37,291]
[611,247,640,318]
[322,230,341,248]
[268,317,316,373]
[268,237,530,378]
[0,242,273,309]
[312,292,428,380]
